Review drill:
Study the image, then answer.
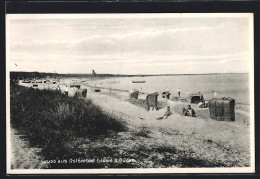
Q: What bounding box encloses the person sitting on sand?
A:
[156,106,172,120]
[164,106,172,118]
[198,99,205,108]
[183,105,196,117]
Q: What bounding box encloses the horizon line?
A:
[10,71,249,76]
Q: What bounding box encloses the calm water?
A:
[86,74,250,104]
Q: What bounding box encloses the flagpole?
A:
[92,70,97,90]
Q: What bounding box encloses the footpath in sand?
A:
[10,128,48,169]
[86,89,251,167]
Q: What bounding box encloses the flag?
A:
[92,70,97,76]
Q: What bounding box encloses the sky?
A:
[6,14,253,75]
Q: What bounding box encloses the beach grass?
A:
[134,126,151,138]
[10,82,127,167]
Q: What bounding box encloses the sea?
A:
[84,73,250,104]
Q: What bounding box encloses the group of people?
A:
[157,89,219,119]
[156,89,220,120]
[156,104,196,120]
[170,88,190,98]
[177,88,194,98]
[56,85,69,96]
[177,89,217,98]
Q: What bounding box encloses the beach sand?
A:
[10,128,48,169]
[86,89,251,167]
[11,81,252,168]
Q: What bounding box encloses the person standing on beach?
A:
[64,85,69,96]
[212,90,218,98]
[178,88,181,97]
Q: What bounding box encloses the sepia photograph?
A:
[6,13,254,174]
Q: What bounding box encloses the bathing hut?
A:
[129,90,139,99]
[94,89,101,92]
[32,83,38,88]
[75,89,87,98]
[190,93,204,104]
[146,92,159,111]
[208,97,235,121]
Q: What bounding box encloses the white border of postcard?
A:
[6,13,255,174]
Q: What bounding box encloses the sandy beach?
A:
[11,80,251,168]
[86,88,251,167]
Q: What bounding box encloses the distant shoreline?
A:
[10,71,248,79]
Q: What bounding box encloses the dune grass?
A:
[10,83,127,167]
